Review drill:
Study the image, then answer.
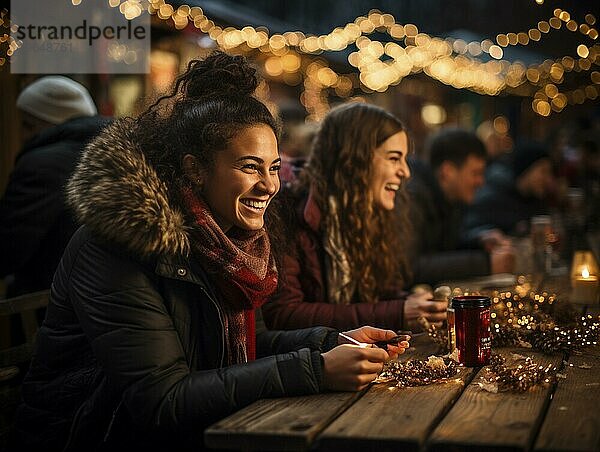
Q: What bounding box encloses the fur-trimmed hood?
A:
[67,119,190,258]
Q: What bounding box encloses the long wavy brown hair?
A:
[296,102,412,303]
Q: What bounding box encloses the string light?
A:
[378,349,560,393]
[400,277,599,392]
[479,353,558,393]
[378,355,460,388]
[422,279,600,356]
[134,1,598,116]
[2,1,599,117]
[497,9,598,50]
[0,9,21,66]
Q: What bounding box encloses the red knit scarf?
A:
[181,187,278,364]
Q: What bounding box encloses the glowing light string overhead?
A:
[121,0,600,117]
[1,0,598,118]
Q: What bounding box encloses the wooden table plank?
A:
[204,334,445,451]
[427,349,563,452]
[317,335,477,452]
[317,370,476,452]
[534,346,600,452]
[204,391,363,451]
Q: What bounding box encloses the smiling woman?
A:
[13,52,407,452]
[188,124,281,232]
[263,102,448,332]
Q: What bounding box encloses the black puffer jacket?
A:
[0,116,110,297]
[15,120,337,451]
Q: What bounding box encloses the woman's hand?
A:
[340,326,409,360]
[404,291,447,331]
[321,344,389,391]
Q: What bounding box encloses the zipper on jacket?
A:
[61,397,124,451]
[61,399,87,452]
[200,286,226,368]
[103,398,124,443]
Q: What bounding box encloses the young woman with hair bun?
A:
[14,52,406,451]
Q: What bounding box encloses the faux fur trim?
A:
[66,119,190,258]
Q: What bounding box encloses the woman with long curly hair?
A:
[262,102,448,332]
[14,53,407,452]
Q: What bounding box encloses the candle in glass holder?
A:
[571,250,599,305]
[572,266,599,304]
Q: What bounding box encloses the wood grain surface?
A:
[534,346,600,452]
[204,391,362,451]
[318,335,475,452]
[427,349,564,452]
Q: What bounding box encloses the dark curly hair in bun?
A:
[135,51,280,198]
[133,51,289,263]
[180,52,259,99]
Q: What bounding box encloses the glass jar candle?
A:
[452,295,491,366]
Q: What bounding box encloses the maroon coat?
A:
[263,192,408,331]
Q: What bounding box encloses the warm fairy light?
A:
[421,104,447,125]
[566,20,578,32]
[426,282,600,356]
[529,28,541,41]
[577,44,590,58]
[3,2,598,117]
[545,83,559,97]
[493,115,509,134]
[488,45,503,59]
[120,0,143,20]
[549,17,562,30]
[379,356,459,388]
[419,287,599,393]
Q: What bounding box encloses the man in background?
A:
[0,76,110,298]
[407,128,514,285]
[465,141,554,239]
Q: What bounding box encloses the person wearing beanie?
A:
[16,76,97,124]
[0,76,110,311]
[464,141,553,241]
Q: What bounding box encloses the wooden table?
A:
[205,305,600,452]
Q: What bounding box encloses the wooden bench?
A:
[0,290,50,449]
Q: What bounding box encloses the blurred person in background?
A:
[577,133,600,230]
[465,142,554,240]
[407,128,514,286]
[263,102,447,333]
[0,76,110,298]
[277,102,317,185]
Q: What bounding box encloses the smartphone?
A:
[374,332,411,349]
